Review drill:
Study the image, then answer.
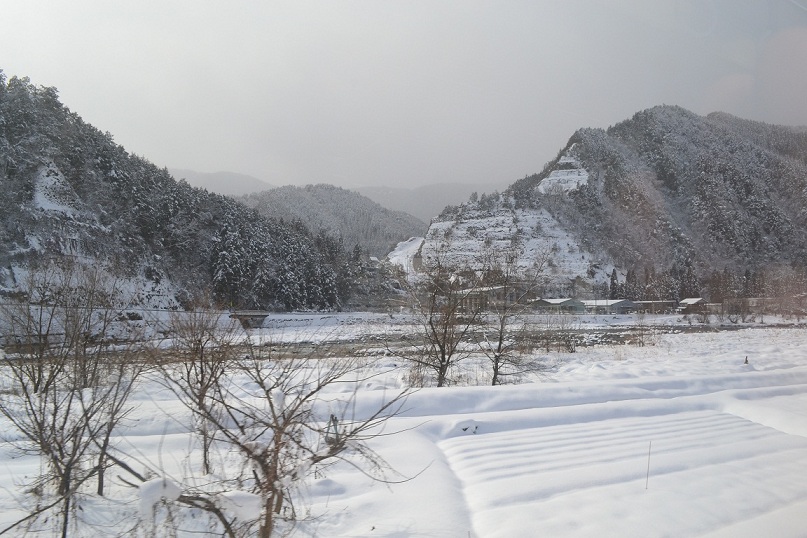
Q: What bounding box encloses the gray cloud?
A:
[3,0,806,189]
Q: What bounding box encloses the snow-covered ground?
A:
[34,163,80,215]
[1,316,806,537]
[301,322,807,538]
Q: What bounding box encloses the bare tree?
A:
[474,246,549,385]
[393,253,483,387]
[531,312,581,353]
[696,308,711,324]
[632,310,653,347]
[725,298,753,324]
[555,312,580,353]
[159,302,241,475]
[0,266,410,537]
[0,259,144,536]
[154,336,411,537]
[93,349,145,497]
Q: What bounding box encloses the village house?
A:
[532,298,585,313]
[581,299,638,314]
[678,297,706,314]
[458,283,541,313]
[634,300,677,313]
[720,295,806,317]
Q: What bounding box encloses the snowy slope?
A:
[412,143,616,294]
[425,206,608,276]
[536,148,589,193]
[34,164,81,214]
[387,236,424,273]
[419,106,807,296]
[415,200,614,295]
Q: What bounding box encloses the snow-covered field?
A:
[1,315,806,537]
[302,321,807,538]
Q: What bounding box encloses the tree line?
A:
[601,263,807,305]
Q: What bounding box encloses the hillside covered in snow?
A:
[0,73,366,310]
[416,106,807,300]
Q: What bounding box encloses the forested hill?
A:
[0,72,362,310]
[542,106,807,272]
[241,184,426,258]
[425,106,807,300]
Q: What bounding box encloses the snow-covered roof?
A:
[537,298,581,305]
[580,299,635,307]
[679,297,704,305]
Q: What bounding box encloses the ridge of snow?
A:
[139,478,182,516]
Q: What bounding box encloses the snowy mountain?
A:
[4,71,804,307]
[241,184,427,258]
[416,106,807,300]
[0,73,362,311]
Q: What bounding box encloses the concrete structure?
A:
[229,310,271,329]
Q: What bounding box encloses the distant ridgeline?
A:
[428,105,807,300]
[240,184,426,259]
[0,71,365,310]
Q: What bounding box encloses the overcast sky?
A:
[3,1,807,189]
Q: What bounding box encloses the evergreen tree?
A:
[609,268,619,299]
[624,268,639,300]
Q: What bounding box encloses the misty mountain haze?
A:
[169,168,275,196]
[7,3,806,193]
[169,166,492,227]
[355,182,510,223]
